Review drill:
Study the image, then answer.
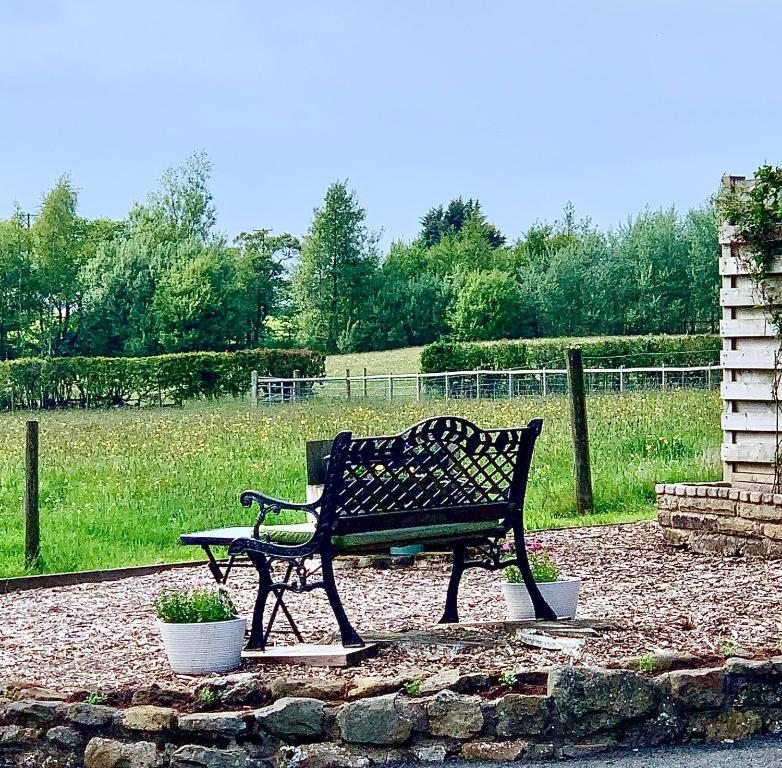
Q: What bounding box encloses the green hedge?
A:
[0,349,325,410]
[420,334,722,372]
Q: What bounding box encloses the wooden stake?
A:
[24,420,40,570]
[251,370,259,407]
[566,349,593,514]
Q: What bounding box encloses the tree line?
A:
[0,152,719,360]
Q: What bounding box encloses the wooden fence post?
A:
[566,349,594,514]
[542,367,548,397]
[476,369,481,400]
[24,420,40,570]
[445,373,449,402]
[619,365,625,394]
[362,367,368,398]
[250,370,259,408]
[388,373,394,401]
[293,370,300,402]
[415,374,421,402]
[345,368,351,400]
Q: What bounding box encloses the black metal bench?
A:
[182,415,554,650]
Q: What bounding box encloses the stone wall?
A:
[657,482,782,558]
[3,657,782,766]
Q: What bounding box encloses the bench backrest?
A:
[314,416,542,536]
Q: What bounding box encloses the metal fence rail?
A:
[250,364,721,406]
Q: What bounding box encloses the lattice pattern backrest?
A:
[334,416,535,518]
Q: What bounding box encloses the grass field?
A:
[326,346,424,376]
[0,391,721,578]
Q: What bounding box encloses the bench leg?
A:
[246,554,274,650]
[513,526,557,620]
[321,551,364,648]
[439,544,465,624]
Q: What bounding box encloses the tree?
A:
[293,181,379,353]
[128,151,217,246]
[0,209,34,359]
[152,242,244,352]
[234,229,299,347]
[30,176,86,355]
[449,270,532,341]
[419,198,505,249]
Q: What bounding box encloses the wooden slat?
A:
[721,442,778,463]
[720,286,772,307]
[720,318,777,338]
[721,381,779,401]
[720,255,782,276]
[722,411,782,432]
[721,349,778,369]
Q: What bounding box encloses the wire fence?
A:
[250,365,721,406]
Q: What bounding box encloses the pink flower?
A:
[527,541,543,553]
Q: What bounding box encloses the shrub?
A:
[420,334,721,373]
[153,587,238,624]
[0,348,325,410]
[502,540,560,584]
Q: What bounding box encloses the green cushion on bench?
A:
[180,523,315,547]
[332,520,502,551]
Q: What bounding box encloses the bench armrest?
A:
[240,490,320,535]
[228,534,318,559]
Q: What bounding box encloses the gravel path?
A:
[413,737,782,768]
[1,522,780,694]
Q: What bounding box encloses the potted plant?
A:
[500,540,580,620]
[154,587,246,674]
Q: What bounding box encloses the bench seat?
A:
[181,519,502,551]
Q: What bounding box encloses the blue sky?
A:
[1,0,780,246]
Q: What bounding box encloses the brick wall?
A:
[657,482,782,558]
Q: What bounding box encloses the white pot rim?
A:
[503,576,581,586]
[156,616,246,627]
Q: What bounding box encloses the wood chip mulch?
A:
[1,522,780,695]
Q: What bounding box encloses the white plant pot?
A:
[501,578,581,620]
[158,617,247,675]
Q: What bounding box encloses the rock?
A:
[426,690,483,739]
[270,678,346,701]
[4,684,69,702]
[119,705,176,732]
[0,724,38,745]
[663,668,725,710]
[526,742,555,759]
[254,697,326,740]
[690,710,764,742]
[2,699,62,723]
[496,694,550,738]
[83,737,162,768]
[452,672,493,694]
[617,651,699,674]
[413,742,449,762]
[461,740,528,761]
[130,684,190,709]
[66,703,118,727]
[47,725,83,749]
[548,666,659,737]
[170,744,247,768]
[336,693,412,745]
[195,673,270,708]
[275,743,370,768]
[558,742,612,758]
[395,696,431,733]
[178,711,247,738]
[420,669,461,694]
[725,658,774,676]
[346,676,405,699]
